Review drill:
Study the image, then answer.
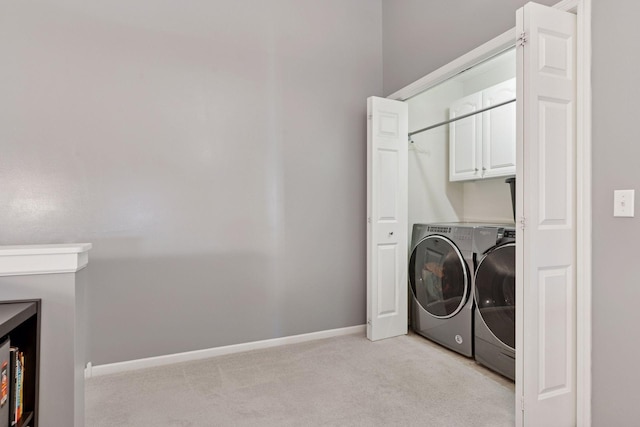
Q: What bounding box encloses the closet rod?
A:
[408,98,515,141]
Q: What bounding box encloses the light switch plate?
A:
[614,189,635,217]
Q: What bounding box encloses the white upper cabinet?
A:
[449,92,483,181]
[449,78,516,182]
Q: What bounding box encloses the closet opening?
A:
[368,3,591,425]
[405,46,518,393]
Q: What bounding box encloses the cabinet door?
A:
[449,92,482,181]
[482,78,516,179]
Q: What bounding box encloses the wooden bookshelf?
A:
[15,411,33,427]
[0,301,40,427]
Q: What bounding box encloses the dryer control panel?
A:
[451,227,473,251]
[473,226,504,254]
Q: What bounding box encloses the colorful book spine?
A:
[15,352,22,423]
[19,352,23,422]
[6,347,25,426]
[1,361,7,409]
[0,338,9,427]
[9,348,16,426]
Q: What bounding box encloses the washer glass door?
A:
[409,235,469,318]
[474,243,516,349]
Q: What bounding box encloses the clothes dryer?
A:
[473,225,516,380]
[409,223,478,357]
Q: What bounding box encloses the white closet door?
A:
[482,78,516,179]
[449,92,482,181]
[366,96,408,342]
[516,3,577,426]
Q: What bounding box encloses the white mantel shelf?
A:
[0,243,92,277]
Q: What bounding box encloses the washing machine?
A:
[473,225,516,380]
[408,223,478,357]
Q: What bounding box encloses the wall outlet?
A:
[614,189,635,217]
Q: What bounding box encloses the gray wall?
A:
[382,0,640,424]
[591,0,640,424]
[0,0,382,365]
[382,0,556,95]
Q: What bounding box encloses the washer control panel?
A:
[426,226,451,234]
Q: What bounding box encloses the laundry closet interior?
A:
[402,46,519,383]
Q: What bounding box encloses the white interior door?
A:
[516,3,577,426]
[366,96,408,341]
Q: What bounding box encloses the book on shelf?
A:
[0,337,9,427]
[8,348,15,427]
[17,352,22,422]
[8,346,24,427]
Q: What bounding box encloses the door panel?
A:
[367,96,408,341]
[378,150,399,220]
[377,244,399,316]
[539,99,572,227]
[516,3,576,426]
[538,266,571,396]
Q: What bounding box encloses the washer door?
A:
[409,235,469,319]
[474,243,515,349]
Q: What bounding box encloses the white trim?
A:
[554,0,580,12]
[0,243,92,256]
[514,9,524,426]
[86,325,366,378]
[387,0,591,424]
[84,362,93,379]
[554,1,593,425]
[387,29,514,101]
[0,243,92,277]
[575,0,592,425]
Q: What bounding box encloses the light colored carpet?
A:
[86,332,515,426]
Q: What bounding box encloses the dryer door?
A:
[475,243,516,349]
[409,235,469,319]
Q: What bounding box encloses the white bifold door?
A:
[366,96,408,342]
[516,3,577,427]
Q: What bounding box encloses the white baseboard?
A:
[85,324,366,378]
